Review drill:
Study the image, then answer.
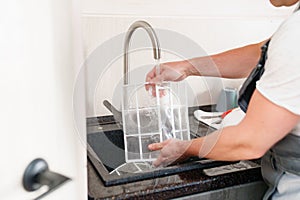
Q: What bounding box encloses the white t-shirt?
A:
[256,10,300,136]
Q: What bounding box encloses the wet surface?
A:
[87,105,227,186]
[87,105,264,199]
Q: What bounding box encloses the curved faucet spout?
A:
[123,21,161,85]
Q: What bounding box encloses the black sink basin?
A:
[87,105,235,186]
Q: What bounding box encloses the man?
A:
[146,0,300,199]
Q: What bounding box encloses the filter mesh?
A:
[122,81,190,163]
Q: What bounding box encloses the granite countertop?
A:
[87,105,265,199]
[88,160,263,199]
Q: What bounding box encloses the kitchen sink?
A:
[87,106,236,186]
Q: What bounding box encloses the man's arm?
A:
[146,40,267,84]
[149,89,300,166]
[186,89,300,161]
[189,40,267,78]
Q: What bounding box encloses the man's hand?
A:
[145,60,193,95]
[148,138,192,167]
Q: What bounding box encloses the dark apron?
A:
[238,38,300,199]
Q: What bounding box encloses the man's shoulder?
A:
[271,11,300,47]
[281,11,300,31]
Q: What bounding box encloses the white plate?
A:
[194,110,223,130]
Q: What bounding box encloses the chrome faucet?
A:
[123,21,161,85]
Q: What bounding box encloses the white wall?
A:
[81,0,296,117]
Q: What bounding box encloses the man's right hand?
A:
[145,60,193,92]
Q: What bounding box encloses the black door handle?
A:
[23,158,71,200]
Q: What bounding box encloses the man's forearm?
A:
[186,40,266,79]
[185,125,264,161]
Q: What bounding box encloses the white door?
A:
[0,0,87,199]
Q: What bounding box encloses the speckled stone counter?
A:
[87,105,267,199]
[88,161,266,199]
